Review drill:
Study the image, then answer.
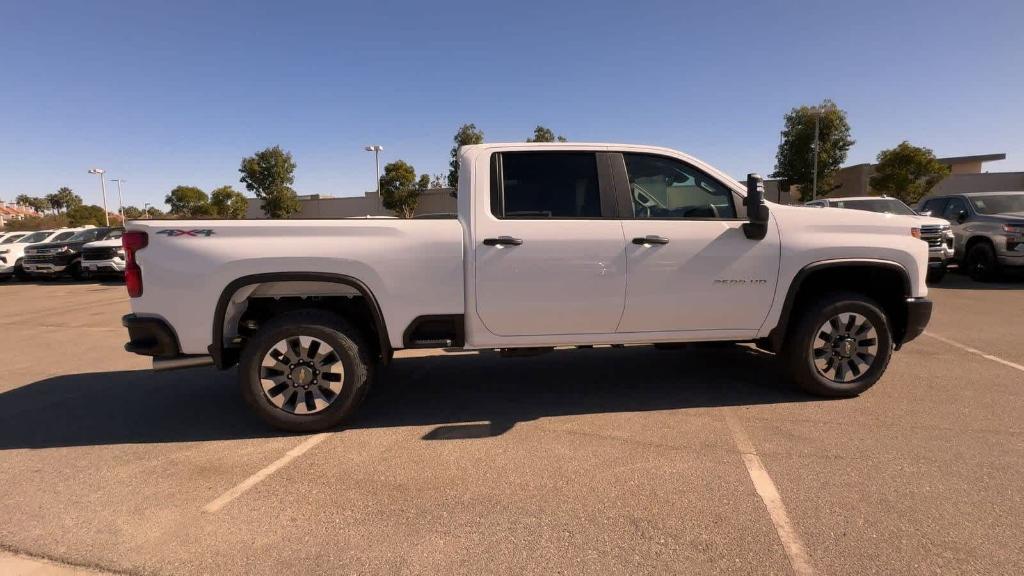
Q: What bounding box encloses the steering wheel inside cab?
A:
[632,183,664,218]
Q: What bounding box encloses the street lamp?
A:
[87,168,109,226]
[811,105,824,201]
[109,178,126,221]
[364,145,383,212]
[144,203,151,219]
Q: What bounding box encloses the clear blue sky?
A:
[1,0,1021,211]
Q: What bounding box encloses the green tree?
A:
[869,141,951,204]
[447,123,484,189]
[771,99,855,202]
[66,204,109,227]
[526,125,567,143]
[380,160,421,218]
[239,145,300,218]
[165,185,211,217]
[416,174,431,190]
[122,205,145,219]
[15,194,50,214]
[46,187,83,215]
[210,185,249,219]
[144,206,166,219]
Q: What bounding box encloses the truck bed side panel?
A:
[125,219,464,353]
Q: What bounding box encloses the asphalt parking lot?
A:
[1,274,1022,575]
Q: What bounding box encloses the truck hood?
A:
[982,211,1024,224]
[25,241,89,253]
[771,202,922,233]
[83,238,124,249]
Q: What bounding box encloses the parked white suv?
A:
[0,228,85,280]
[805,196,954,282]
[122,143,933,431]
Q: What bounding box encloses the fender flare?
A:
[767,259,912,351]
[209,272,391,369]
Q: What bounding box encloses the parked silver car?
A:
[917,192,1024,281]
[805,196,954,282]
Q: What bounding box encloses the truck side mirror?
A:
[956,209,968,224]
[743,173,770,240]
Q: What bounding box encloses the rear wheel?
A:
[926,265,946,284]
[783,292,893,397]
[239,310,373,432]
[965,242,999,282]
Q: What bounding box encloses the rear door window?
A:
[492,152,602,219]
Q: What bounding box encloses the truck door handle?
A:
[632,235,670,245]
[483,236,523,247]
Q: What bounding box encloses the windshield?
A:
[1,234,26,244]
[18,231,53,243]
[68,229,103,243]
[833,198,917,216]
[969,193,1024,215]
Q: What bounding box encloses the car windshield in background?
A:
[105,229,123,240]
[969,193,1024,215]
[19,231,53,243]
[834,199,917,216]
[68,229,102,243]
[1,234,26,244]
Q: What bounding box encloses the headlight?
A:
[1004,224,1024,235]
[911,227,921,239]
[55,246,70,253]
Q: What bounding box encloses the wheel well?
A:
[213,276,390,369]
[771,263,910,351]
[963,235,994,256]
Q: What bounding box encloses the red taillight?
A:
[122,231,148,298]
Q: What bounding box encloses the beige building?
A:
[245,188,458,219]
[766,153,1021,205]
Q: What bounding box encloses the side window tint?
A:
[493,152,601,219]
[54,232,75,241]
[942,198,967,221]
[922,198,947,215]
[623,154,737,219]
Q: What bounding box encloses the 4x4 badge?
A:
[156,229,215,237]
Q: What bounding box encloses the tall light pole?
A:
[109,178,126,221]
[144,202,151,219]
[88,168,109,226]
[364,145,383,212]
[811,105,823,201]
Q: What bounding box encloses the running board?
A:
[153,355,215,371]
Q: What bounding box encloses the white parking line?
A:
[924,331,1024,373]
[725,412,815,576]
[203,432,329,513]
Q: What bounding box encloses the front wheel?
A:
[782,292,893,397]
[239,310,374,432]
[965,242,999,282]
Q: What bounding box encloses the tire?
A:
[782,292,893,398]
[965,242,999,282]
[239,310,374,432]
[926,266,946,284]
[13,260,27,280]
[69,261,84,280]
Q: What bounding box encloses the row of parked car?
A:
[805,191,1024,283]
[0,226,126,281]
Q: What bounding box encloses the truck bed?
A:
[126,218,464,354]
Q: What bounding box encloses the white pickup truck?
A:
[122,143,932,431]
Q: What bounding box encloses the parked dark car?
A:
[22,227,124,279]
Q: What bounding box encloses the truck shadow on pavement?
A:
[0,345,814,450]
